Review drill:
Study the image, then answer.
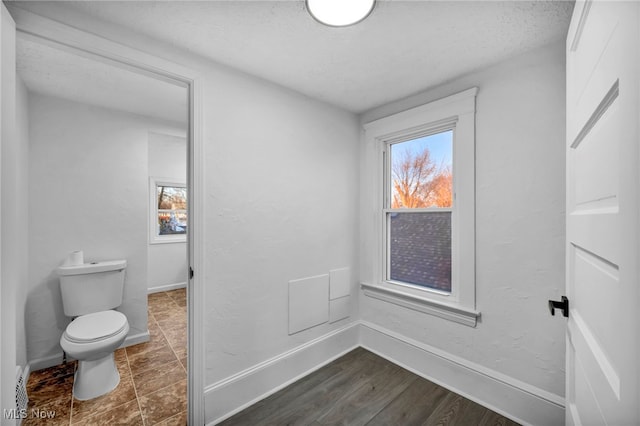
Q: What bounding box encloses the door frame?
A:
[1,1,16,419]
[9,6,205,424]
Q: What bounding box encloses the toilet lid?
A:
[64,310,128,343]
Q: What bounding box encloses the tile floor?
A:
[24,289,187,425]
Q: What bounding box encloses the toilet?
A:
[57,260,130,401]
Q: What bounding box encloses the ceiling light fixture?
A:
[306,0,376,27]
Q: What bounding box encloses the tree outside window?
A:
[150,178,187,243]
[386,130,453,292]
[157,185,187,235]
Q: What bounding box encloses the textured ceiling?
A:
[17,37,188,124]
[14,0,574,114]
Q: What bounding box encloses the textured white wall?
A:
[360,42,566,398]
[2,32,28,398]
[14,77,29,371]
[202,69,361,385]
[0,3,17,414]
[27,94,184,364]
[147,131,187,291]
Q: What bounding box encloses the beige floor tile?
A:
[27,374,74,405]
[173,347,187,360]
[27,362,75,387]
[167,288,187,302]
[156,315,187,332]
[71,376,137,423]
[127,344,178,375]
[125,329,169,359]
[148,292,171,304]
[149,299,178,315]
[148,320,166,338]
[71,399,143,426]
[114,347,127,360]
[139,380,187,425]
[23,393,72,426]
[158,316,187,331]
[166,288,186,299]
[132,360,186,397]
[115,349,131,379]
[153,307,185,322]
[155,410,187,426]
[162,325,188,351]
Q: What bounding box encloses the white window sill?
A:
[360,282,480,327]
[149,237,187,245]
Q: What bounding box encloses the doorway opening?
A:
[15,26,201,424]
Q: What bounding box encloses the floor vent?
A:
[15,366,28,424]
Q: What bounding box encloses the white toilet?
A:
[58,260,130,401]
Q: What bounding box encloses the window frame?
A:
[383,128,455,295]
[149,177,187,244]
[362,88,479,326]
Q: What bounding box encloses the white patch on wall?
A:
[329,296,350,323]
[329,267,350,300]
[288,274,329,335]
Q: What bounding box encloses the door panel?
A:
[571,352,606,426]
[572,246,618,364]
[566,1,639,425]
[570,3,616,112]
[573,100,619,209]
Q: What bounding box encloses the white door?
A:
[565,1,639,425]
[0,1,16,421]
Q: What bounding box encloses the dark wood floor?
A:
[220,347,520,426]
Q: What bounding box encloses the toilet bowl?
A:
[60,310,129,400]
[57,259,129,400]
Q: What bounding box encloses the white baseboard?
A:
[204,321,564,425]
[27,330,150,373]
[121,330,150,347]
[148,282,187,294]
[359,321,565,426]
[204,322,360,425]
[28,353,65,373]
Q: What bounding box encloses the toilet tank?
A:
[57,260,127,317]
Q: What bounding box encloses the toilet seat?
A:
[59,310,129,401]
[64,310,128,344]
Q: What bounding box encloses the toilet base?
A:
[73,352,120,400]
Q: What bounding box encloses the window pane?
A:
[156,185,187,236]
[389,131,452,208]
[158,211,187,235]
[388,211,451,292]
[157,186,187,210]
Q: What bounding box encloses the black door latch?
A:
[548,296,569,317]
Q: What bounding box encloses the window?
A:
[385,131,453,293]
[362,88,479,326]
[149,177,187,244]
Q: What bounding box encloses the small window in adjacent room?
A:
[385,130,453,293]
[150,178,187,244]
